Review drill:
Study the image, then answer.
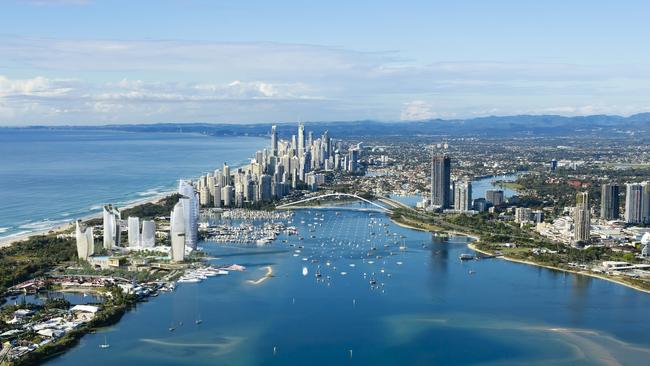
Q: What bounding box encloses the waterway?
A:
[45,206,650,365]
[391,173,521,208]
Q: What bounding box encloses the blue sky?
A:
[1,0,650,125]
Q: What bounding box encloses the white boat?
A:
[178,277,201,283]
[99,336,110,349]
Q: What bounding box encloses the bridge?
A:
[275,193,409,213]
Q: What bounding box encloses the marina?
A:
[42,206,650,366]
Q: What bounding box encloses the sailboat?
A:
[99,336,110,349]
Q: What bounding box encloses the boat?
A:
[99,336,110,349]
[459,253,474,260]
[177,277,201,283]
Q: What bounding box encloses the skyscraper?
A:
[178,180,199,249]
[600,183,620,220]
[625,183,645,224]
[102,205,120,250]
[259,174,272,201]
[222,185,234,207]
[271,125,278,156]
[170,201,186,262]
[485,189,505,206]
[140,220,156,248]
[75,220,94,260]
[574,191,591,243]
[454,180,472,212]
[298,122,305,156]
[431,155,451,209]
[127,216,140,248]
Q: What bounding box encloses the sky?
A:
[1,0,650,125]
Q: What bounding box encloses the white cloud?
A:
[400,101,439,121]
[0,75,73,97]
[3,36,650,124]
[0,75,331,124]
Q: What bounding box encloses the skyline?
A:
[2,0,650,125]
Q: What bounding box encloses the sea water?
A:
[0,128,267,239]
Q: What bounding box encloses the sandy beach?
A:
[247,266,274,285]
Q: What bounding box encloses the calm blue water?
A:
[472,173,521,199]
[0,128,267,239]
[45,206,650,365]
[391,173,521,207]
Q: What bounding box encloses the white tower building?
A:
[141,220,156,248]
[75,220,94,260]
[102,205,120,250]
[170,201,186,262]
[127,216,140,248]
[178,180,199,249]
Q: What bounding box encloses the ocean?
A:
[0,128,268,240]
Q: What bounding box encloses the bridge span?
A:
[275,193,408,213]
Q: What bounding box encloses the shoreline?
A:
[0,191,175,249]
[0,153,257,249]
[467,243,650,295]
[390,216,479,241]
[390,213,650,296]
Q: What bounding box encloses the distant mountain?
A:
[18,113,650,138]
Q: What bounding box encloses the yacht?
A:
[459,253,474,260]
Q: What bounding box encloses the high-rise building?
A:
[600,183,620,220]
[271,125,278,156]
[472,198,487,212]
[485,189,505,206]
[75,220,94,260]
[298,122,305,156]
[347,148,359,173]
[178,180,199,249]
[199,185,210,206]
[515,207,532,223]
[213,184,222,208]
[222,163,231,186]
[170,201,186,262]
[141,220,156,247]
[625,183,645,224]
[431,155,451,209]
[259,174,272,201]
[574,191,591,243]
[454,180,472,212]
[102,205,120,250]
[127,216,140,248]
[222,185,234,207]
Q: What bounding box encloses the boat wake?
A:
[140,336,243,356]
